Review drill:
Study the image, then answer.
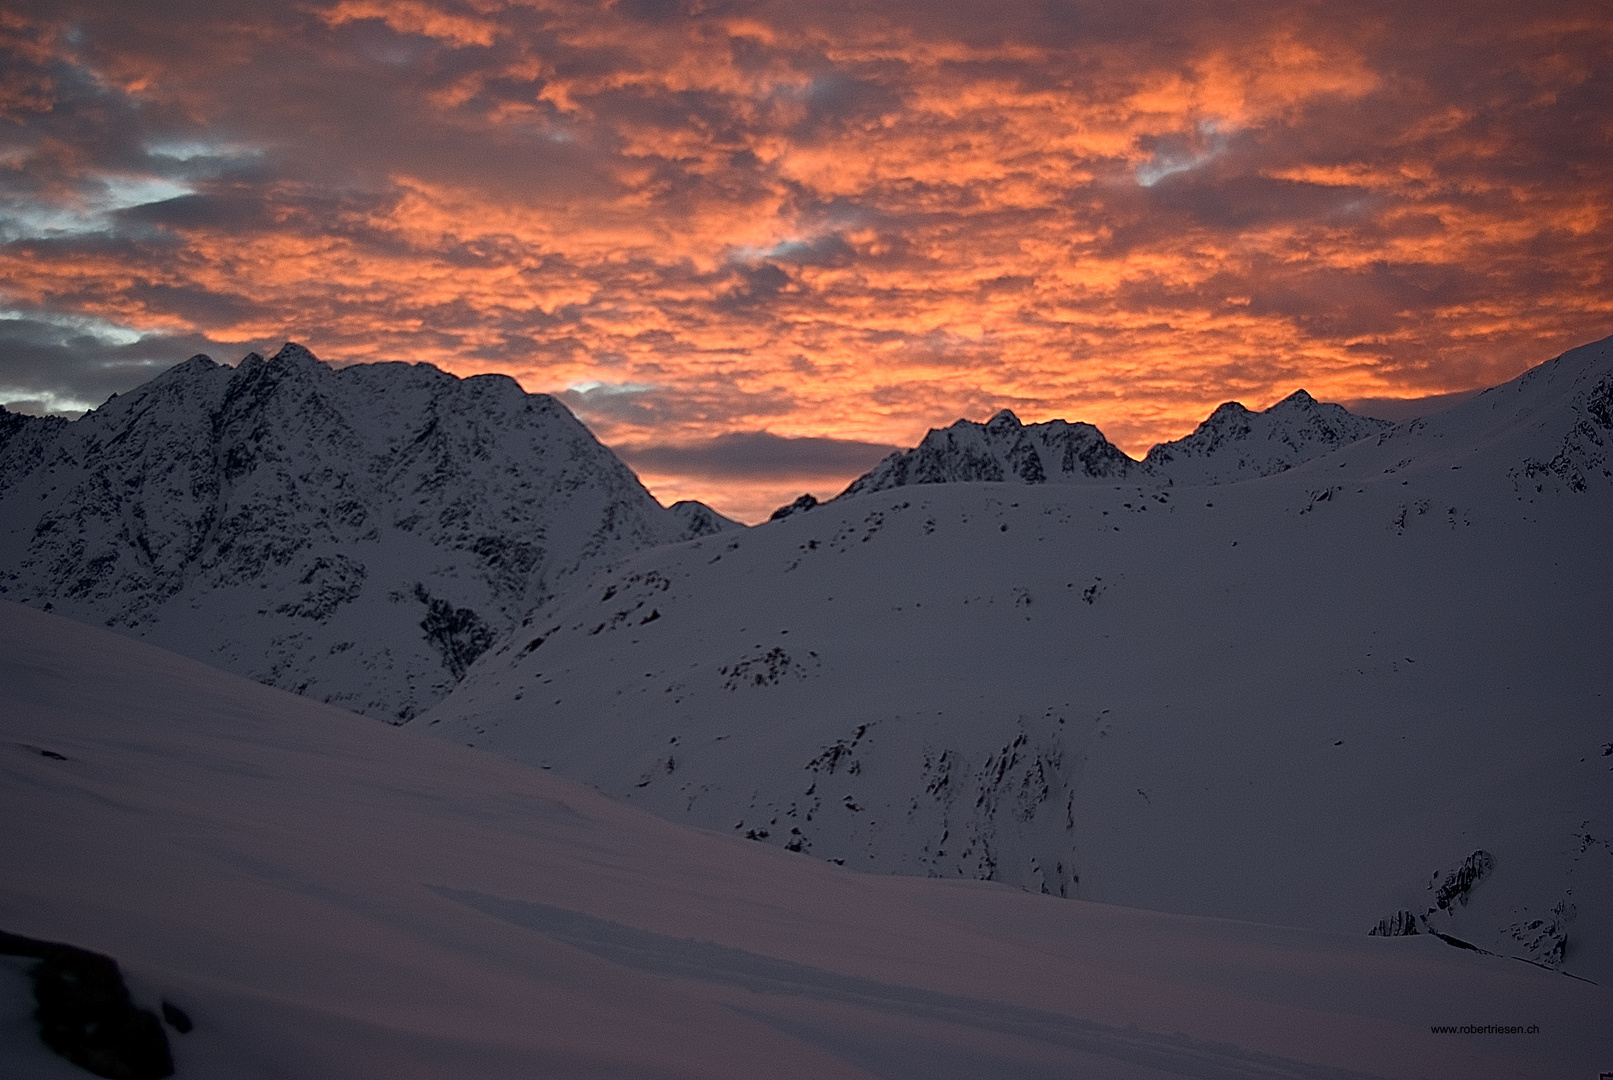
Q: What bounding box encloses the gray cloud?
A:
[618,431,899,480]
[1342,389,1485,423]
[0,314,247,415]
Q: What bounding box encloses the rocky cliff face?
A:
[0,343,709,721]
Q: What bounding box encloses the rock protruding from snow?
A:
[1143,390,1391,485]
[769,493,820,521]
[0,343,696,721]
[0,929,174,1080]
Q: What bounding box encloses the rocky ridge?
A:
[781,390,1391,515]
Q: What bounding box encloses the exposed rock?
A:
[1143,390,1390,485]
[1432,850,1494,911]
[1368,910,1421,937]
[769,493,820,520]
[0,929,174,1080]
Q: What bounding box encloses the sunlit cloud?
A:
[1,1,1610,519]
[1,307,143,347]
[1,177,195,241]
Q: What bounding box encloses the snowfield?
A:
[3,599,1610,1079]
[423,335,1613,984]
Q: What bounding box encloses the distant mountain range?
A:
[778,388,1390,517]
[422,334,1613,983]
[0,343,734,721]
[0,341,1385,719]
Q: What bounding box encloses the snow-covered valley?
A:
[3,599,1609,1079]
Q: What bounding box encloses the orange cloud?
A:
[2,0,1610,520]
[318,0,500,48]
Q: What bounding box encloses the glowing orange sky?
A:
[1,1,1610,520]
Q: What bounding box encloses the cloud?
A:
[618,430,899,480]
[0,0,1608,478]
[0,310,237,415]
[1341,388,1484,423]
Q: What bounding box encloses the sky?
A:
[1,1,1610,522]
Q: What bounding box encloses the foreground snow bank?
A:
[2,600,1607,1079]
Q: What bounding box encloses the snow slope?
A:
[423,335,1613,983]
[832,391,1389,504]
[3,599,1609,1079]
[0,344,717,722]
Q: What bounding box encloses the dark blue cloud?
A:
[618,430,899,479]
[0,313,243,415]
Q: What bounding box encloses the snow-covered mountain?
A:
[817,390,1389,512]
[423,334,1613,983]
[0,343,717,721]
[9,600,1609,1079]
[669,497,744,536]
[841,410,1143,495]
[1142,388,1391,484]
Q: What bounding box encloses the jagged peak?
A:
[984,409,1022,431]
[1273,389,1317,409]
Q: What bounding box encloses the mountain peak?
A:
[833,409,1138,499]
[0,348,700,722]
[670,499,744,536]
[1204,400,1253,422]
[1143,390,1389,483]
[268,342,323,368]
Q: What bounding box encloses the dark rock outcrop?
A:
[0,930,175,1080]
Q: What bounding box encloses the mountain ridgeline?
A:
[783,389,1391,516]
[0,344,734,721]
[0,342,1386,718]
